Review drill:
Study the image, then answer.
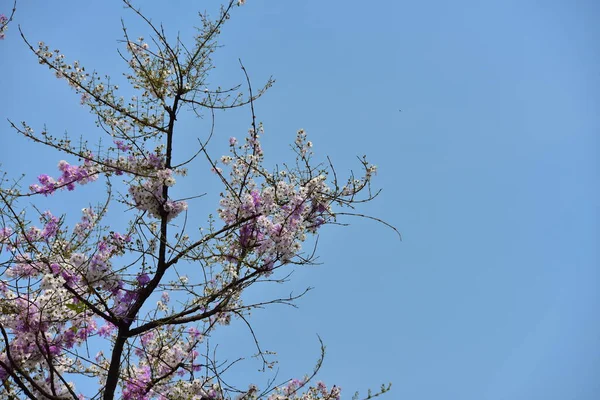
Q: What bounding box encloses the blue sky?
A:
[1,1,598,399]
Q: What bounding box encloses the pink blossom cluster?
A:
[30,158,98,195]
[115,139,132,152]
[70,246,117,292]
[217,128,350,270]
[84,309,213,398]
[0,270,97,386]
[26,137,189,222]
[0,226,12,245]
[0,198,205,398]
[0,224,135,390]
[0,211,59,254]
[73,207,97,239]
[0,14,7,40]
[94,145,189,221]
[219,175,330,266]
[4,231,130,295]
[119,326,204,399]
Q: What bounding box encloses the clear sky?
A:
[1,1,598,399]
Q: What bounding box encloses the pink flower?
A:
[114,140,132,152]
[136,273,151,286]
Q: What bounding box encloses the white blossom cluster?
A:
[128,168,188,221]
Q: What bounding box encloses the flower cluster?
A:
[217,127,373,272]
[0,14,7,40]
[73,207,98,239]
[0,211,60,256]
[219,175,330,266]
[115,139,132,152]
[128,168,188,221]
[0,270,97,389]
[30,158,98,195]
[88,323,224,399]
[0,226,12,245]
[117,323,208,399]
[0,216,136,395]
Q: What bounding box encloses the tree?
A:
[0,1,395,399]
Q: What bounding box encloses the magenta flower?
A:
[114,140,132,152]
[30,160,98,195]
[136,273,151,286]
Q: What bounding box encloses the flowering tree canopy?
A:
[0,1,396,399]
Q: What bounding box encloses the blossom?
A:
[218,130,334,265]
[30,158,98,195]
[41,210,59,239]
[114,139,132,152]
[73,207,97,238]
[128,174,188,221]
[0,226,13,244]
[0,14,7,40]
[136,273,151,286]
